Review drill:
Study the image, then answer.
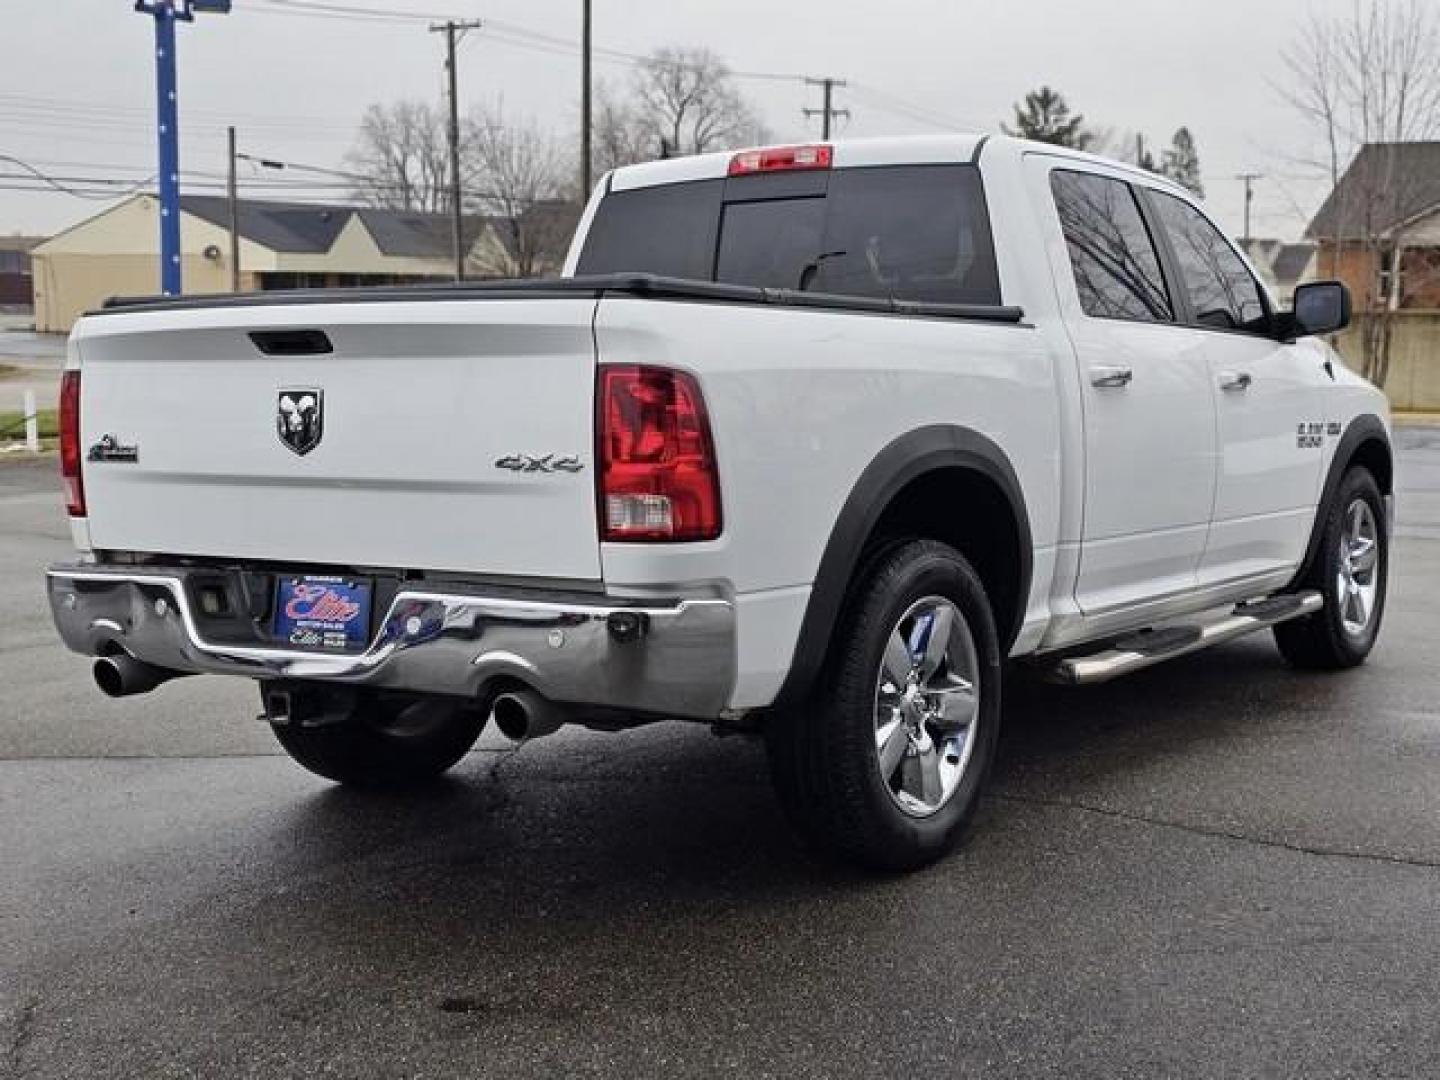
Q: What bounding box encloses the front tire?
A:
[271,694,487,788]
[766,539,1003,872]
[1275,465,1388,670]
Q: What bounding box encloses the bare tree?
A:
[631,47,768,157]
[345,100,472,213]
[467,105,578,278]
[591,82,660,176]
[1281,0,1440,386]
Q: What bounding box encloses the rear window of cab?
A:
[576,164,1002,308]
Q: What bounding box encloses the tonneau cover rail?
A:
[96,273,1026,325]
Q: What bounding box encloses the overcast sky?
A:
[3,0,1357,243]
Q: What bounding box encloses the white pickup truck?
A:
[48,134,1392,871]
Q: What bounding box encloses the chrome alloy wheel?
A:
[873,596,981,818]
[1337,498,1380,638]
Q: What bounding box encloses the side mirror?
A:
[1286,281,1352,339]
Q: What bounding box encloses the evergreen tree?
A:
[1161,127,1204,197]
[1002,86,1092,150]
[1136,140,1158,173]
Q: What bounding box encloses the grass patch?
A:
[0,407,57,439]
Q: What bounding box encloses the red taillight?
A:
[728,144,832,177]
[597,365,721,542]
[59,369,85,517]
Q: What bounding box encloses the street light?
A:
[133,0,230,296]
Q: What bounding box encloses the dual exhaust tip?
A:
[491,689,566,743]
[92,653,185,698]
[93,656,568,745]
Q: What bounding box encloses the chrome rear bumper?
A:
[46,565,735,720]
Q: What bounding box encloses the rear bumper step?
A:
[1044,590,1324,686]
[46,565,735,719]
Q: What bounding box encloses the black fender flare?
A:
[1289,412,1392,589]
[772,424,1033,709]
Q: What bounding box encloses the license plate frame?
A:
[273,575,374,653]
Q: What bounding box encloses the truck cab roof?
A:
[606,132,1192,199]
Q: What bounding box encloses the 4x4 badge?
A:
[277,389,323,456]
[495,454,584,474]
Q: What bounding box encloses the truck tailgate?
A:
[73,298,602,580]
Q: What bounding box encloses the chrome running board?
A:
[1043,590,1324,686]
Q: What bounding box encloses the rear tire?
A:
[271,694,487,788]
[766,539,1002,872]
[1274,465,1388,670]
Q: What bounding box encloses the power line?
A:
[847,83,971,131]
[244,0,807,81]
[0,155,155,201]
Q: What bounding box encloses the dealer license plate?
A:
[274,575,373,653]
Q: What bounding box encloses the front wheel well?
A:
[1348,436,1393,495]
[864,467,1025,648]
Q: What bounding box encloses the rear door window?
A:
[1050,170,1173,323]
[577,164,1002,306]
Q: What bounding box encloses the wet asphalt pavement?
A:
[3,431,1439,1079]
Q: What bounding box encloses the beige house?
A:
[31,194,577,332]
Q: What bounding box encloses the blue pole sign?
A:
[134,0,228,296]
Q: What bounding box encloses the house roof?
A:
[1307,142,1440,240]
[1272,242,1315,283]
[0,235,43,254]
[179,195,353,253]
[180,196,499,258]
[355,208,488,258]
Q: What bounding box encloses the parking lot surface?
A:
[3,432,1439,1079]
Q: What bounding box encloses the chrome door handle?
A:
[1219,371,1253,392]
[1090,366,1134,388]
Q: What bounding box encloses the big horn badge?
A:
[277,389,323,456]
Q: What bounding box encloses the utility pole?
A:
[803,77,849,140]
[135,0,230,296]
[230,149,282,291]
[430,19,482,282]
[226,125,240,292]
[580,0,592,197]
[1237,173,1263,242]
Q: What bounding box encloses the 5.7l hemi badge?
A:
[1297,420,1340,450]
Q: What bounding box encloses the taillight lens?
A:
[597,365,721,542]
[59,369,85,517]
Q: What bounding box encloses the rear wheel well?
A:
[863,467,1024,647]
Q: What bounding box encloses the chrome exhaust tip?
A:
[92,654,184,699]
[491,689,566,742]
